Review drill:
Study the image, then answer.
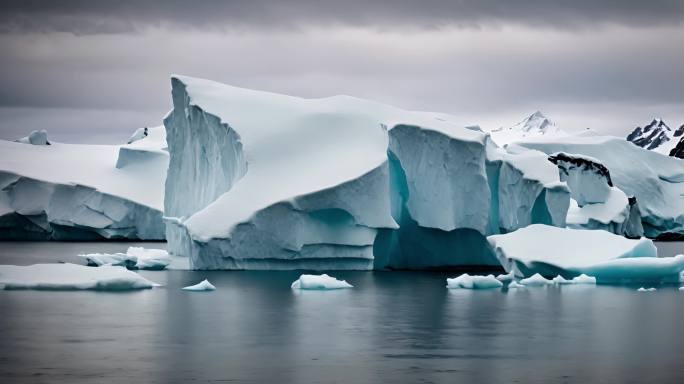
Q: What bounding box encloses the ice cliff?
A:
[0,127,167,240]
[519,135,684,239]
[163,75,571,270]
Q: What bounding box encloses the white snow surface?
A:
[518,135,684,238]
[0,127,168,240]
[488,111,569,146]
[0,263,159,290]
[446,273,503,289]
[489,224,658,277]
[290,274,353,290]
[182,279,216,291]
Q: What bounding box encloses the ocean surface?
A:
[1,241,683,384]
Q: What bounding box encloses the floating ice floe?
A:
[182,279,216,291]
[0,263,159,290]
[496,271,515,282]
[488,224,683,283]
[290,274,353,290]
[679,287,684,291]
[79,246,170,270]
[446,273,503,289]
[551,274,597,285]
[519,273,553,286]
[637,287,657,292]
[507,281,526,289]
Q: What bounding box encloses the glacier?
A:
[0,263,159,290]
[163,75,572,270]
[0,127,168,240]
[519,135,684,239]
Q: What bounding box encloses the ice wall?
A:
[163,76,573,270]
[520,136,684,239]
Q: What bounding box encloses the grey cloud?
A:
[1,1,684,34]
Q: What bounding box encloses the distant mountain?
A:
[669,133,684,159]
[489,111,568,145]
[626,119,684,156]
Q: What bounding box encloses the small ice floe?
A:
[508,281,526,289]
[679,287,684,291]
[519,273,553,286]
[551,274,597,285]
[572,274,597,284]
[290,274,353,290]
[79,246,171,270]
[552,275,573,285]
[637,287,657,292]
[0,263,159,291]
[496,271,515,282]
[446,274,503,289]
[182,279,216,291]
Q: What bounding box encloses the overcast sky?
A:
[1,1,683,143]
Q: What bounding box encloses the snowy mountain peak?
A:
[489,111,567,145]
[626,118,679,155]
[512,111,561,135]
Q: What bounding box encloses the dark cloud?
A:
[1,0,683,34]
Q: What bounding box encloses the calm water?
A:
[1,242,684,384]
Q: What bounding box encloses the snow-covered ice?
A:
[489,224,684,283]
[0,127,168,240]
[446,273,503,289]
[182,279,216,291]
[290,274,353,290]
[163,75,571,270]
[496,271,515,282]
[507,281,526,289]
[572,274,597,284]
[0,263,159,290]
[79,246,170,270]
[519,273,553,286]
[519,135,684,239]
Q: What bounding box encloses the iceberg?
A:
[0,127,168,240]
[163,75,571,270]
[79,246,170,270]
[0,263,159,290]
[489,224,684,283]
[496,271,515,282]
[507,281,526,289]
[519,135,684,239]
[446,273,503,289]
[290,274,353,290]
[182,279,216,291]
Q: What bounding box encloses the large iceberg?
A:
[163,75,571,270]
[519,135,684,239]
[488,224,684,283]
[0,127,168,240]
[0,263,159,290]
